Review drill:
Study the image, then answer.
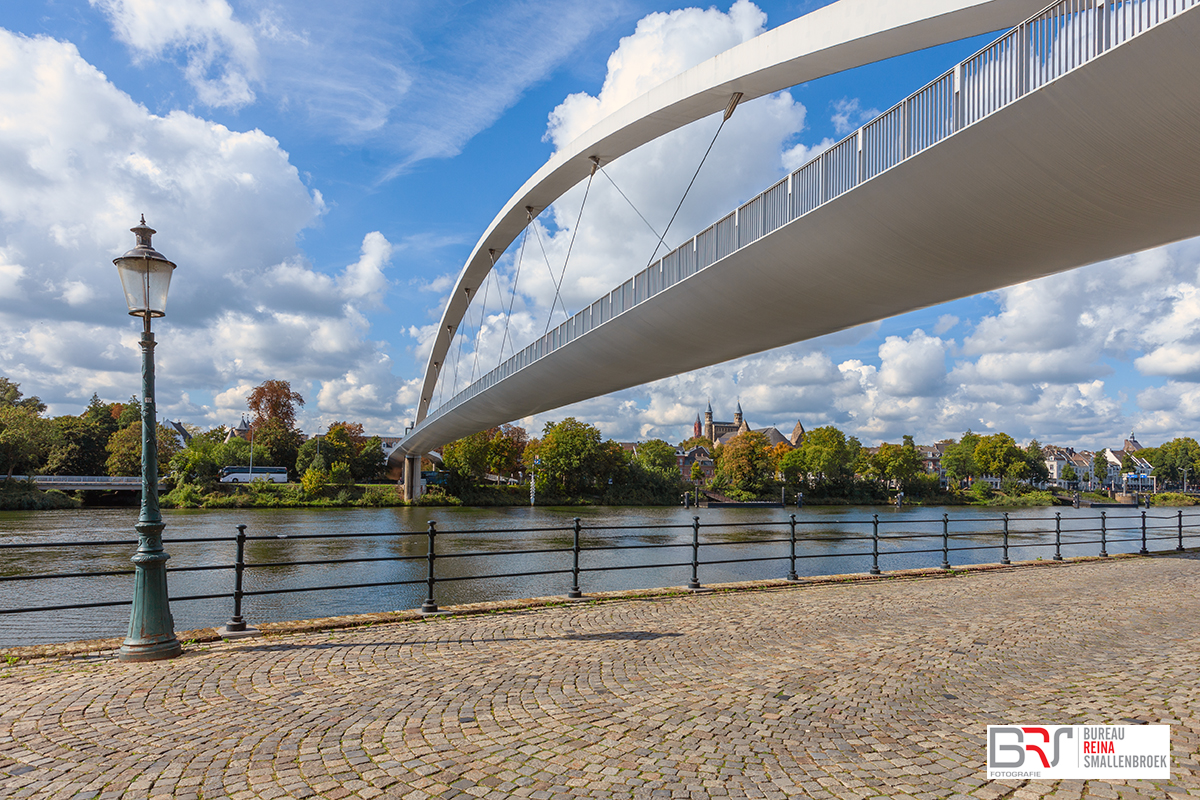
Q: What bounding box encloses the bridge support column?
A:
[403,455,423,502]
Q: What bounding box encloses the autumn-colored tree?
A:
[767,442,792,477]
[712,430,772,497]
[487,424,528,483]
[247,380,305,431]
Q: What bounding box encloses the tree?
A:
[443,429,492,483]
[1023,440,1050,484]
[870,437,920,486]
[712,430,772,496]
[1061,464,1078,485]
[636,439,678,475]
[526,418,612,496]
[794,426,860,484]
[115,396,141,429]
[0,405,54,479]
[0,377,46,413]
[247,380,305,431]
[104,422,182,477]
[82,393,121,438]
[486,424,528,483]
[45,416,109,476]
[767,442,793,478]
[1148,438,1200,486]
[253,418,304,477]
[678,436,710,452]
[690,461,705,484]
[974,433,1024,480]
[1093,451,1111,487]
[942,431,981,484]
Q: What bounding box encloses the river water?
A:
[0,503,1193,646]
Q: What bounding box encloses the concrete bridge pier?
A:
[402,455,423,502]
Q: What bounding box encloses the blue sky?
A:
[1,0,1197,452]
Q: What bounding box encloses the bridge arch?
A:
[413,0,1049,427]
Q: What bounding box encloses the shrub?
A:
[970,481,994,502]
[162,482,205,509]
[301,466,328,496]
[1153,492,1199,506]
[415,487,462,506]
[357,484,404,507]
[330,461,354,486]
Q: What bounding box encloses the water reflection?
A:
[0,505,1195,646]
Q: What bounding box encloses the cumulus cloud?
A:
[0,29,412,432]
[91,0,260,108]
[829,97,880,136]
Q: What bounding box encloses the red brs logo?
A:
[989,727,1074,769]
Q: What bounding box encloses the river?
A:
[0,503,1191,647]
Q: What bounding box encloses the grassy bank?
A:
[0,479,81,510]
[161,481,463,509]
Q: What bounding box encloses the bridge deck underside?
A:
[397,7,1200,456]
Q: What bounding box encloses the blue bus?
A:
[219,465,288,483]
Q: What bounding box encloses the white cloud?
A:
[91,0,260,108]
[829,97,879,136]
[877,330,947,397]
[0,29,414,433]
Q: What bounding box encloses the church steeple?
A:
[733,401,743,426]
[694,414,702,440]
[703,401,714,443]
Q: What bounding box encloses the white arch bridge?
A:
[393,0,1200,491]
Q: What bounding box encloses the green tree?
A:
[1093,451,1111,486]
[104,422,182,477]
[1024,439,1050,484]
[793,426,860,484]
[45,416,109,476]
[115,396,141,429]
[870,437,921,486]
[0,377,46,413]
[1061,463,1078,485]
[636,439,678,475]
[974,433,1025,479]
[526,418,613,497]
[941,431,981,484]
[1148,438,1200,486]
[690,461,705,484]
[678,436,710,452]
[444,429,492,483]
[82,393,121,439]
[0,404,54,479]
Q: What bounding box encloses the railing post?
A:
[1100,511,1108,557]
[218,524,259,638]
[941,513,951,570]
[1001,512,1011,565]
[568,517,583,598]
[1139,510,1149,555]
[787,514,799,581]
[1178,509,1185,552]
[688,515,701,590]
[421,520,439,613]
[871,514,881,575]
[1053,512,1063,561]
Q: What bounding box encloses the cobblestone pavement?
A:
[3,555,1200,800]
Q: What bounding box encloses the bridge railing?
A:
[423,0,1198,424]
[2,509,1199,646]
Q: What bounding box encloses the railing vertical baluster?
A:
[871,514,881,575]
[421,520,439,613]
[1002,512,1011,565]
[1054,512,1063,561]
[1100,511,1108,557]
[1178,509,1185,552]
[568,517,583,598]
[941,514,951,570]
[1140,510,1149,555]
[688,516,702,590]
[787,514,799,581]
[222,524,250,634]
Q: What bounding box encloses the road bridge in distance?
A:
[10,476,167,492]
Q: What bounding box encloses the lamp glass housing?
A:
[113,220,176,318]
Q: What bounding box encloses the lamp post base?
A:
[118,638,182,662]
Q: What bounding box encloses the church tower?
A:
[733,401,743,427]
[703,401,714,443]
[693,414,702,440]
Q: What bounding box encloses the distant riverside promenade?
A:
[2,554,1199,799]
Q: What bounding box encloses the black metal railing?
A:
[2,509,1198,634]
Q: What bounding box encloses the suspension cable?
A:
[449,287,470,398]
[598,164,662,242]
[498,226,531,368]
[469,254,496,386]
[646,92,742,267]
[529,214,567,329]
[544,160,597,335]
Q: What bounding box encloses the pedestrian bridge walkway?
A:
[2,553,1198,798]
[398,0,1200,458]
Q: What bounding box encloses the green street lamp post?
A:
[114,216,182,662]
